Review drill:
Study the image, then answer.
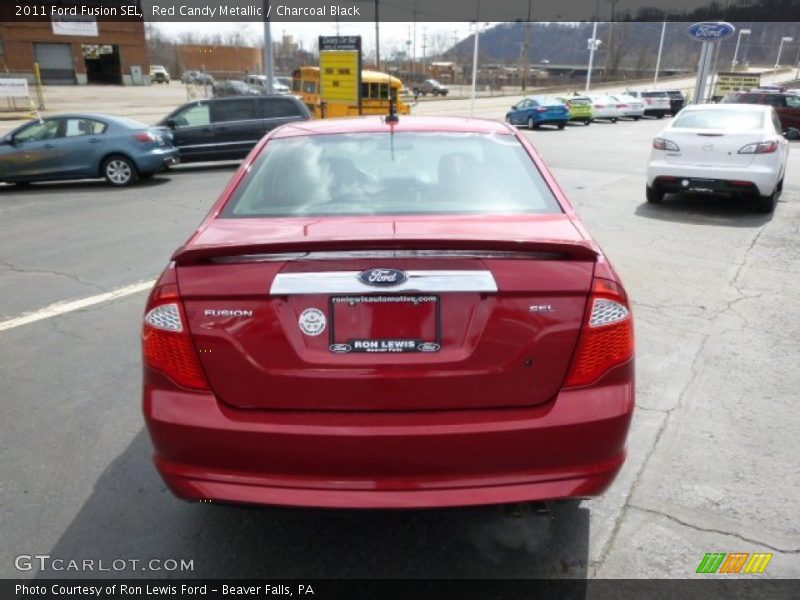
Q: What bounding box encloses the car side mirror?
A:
[165,119,177,129]
[511,104,518,110]
[2,136,18,146]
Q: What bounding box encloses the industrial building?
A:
[0,18,148,85]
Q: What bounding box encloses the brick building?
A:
[0,19,148,85]
[177,44,263,80]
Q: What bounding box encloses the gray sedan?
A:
[0,113,179,187]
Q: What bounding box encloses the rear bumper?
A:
[144,363,634,509]
[647,160,780,196]
[135,148,180,173]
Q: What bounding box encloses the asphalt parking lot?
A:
[1,107,798,580]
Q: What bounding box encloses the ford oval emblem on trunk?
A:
[358,268,408,287]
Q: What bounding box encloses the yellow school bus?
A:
[292,66,411,118]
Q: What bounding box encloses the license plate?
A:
[328,295,441,354]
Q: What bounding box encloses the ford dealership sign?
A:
[687,22,735,42]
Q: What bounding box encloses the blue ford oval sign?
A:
[358,268,408,287]
[687,22,735,42]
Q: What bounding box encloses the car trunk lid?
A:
[175,215,597,411]
[663,130,759,168]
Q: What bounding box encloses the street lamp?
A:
[774,36,793,77]
[585,22,602,92]
[470,20,488,117]
[653,21,667,86]
[731,28,751,71]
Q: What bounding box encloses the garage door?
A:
[34,43,76,85]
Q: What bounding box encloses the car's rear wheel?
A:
[633,116,641,121]
[611,118,618,123]
[585,119,592,125]
[527,116,535,129]
[657,113,665,119]
[557,122,566,130]
[755,186,779,213]
[102,155,137,187]
[646,185,665,203]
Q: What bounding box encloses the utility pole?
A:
[421,28,427,76]
[605,0,619,76]
[374,0,380,70]
[654,21,666,85]
[411,1,417,79]
[521,0,532,92]
[262,0,274,94]
[470,0,481,117]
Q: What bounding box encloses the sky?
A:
[153,21,484,58]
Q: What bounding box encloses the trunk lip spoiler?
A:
[172,239,599,266]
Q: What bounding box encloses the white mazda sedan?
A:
[646,104,789,213]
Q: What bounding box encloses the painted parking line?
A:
[0,280,155,333]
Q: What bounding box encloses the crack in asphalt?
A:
[628,505,800,554]
[594,220,780,571]
[0,258,105,293]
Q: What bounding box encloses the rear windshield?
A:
[568,98,590,105]
[672,109,764,130]
[222,132,562,218]
[642,91,668,98]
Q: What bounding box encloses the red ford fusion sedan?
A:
[142,116,634,509]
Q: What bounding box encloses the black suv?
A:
[158,96,311,163]
[663,90,685,115]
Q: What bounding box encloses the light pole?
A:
[731,28,750,71]
[653,21,666,86]
[774,36,793,77]
[262,0,274,94]
[470,19,485,117]
[585,22,602,92]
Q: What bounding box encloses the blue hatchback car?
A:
[0,113,178,187]
[506,96,571,130]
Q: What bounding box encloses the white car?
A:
[243,75,290,95]
[627,90,671,118]
[587,95,624,122]
[609,94,645,120]
[646,104,788,213]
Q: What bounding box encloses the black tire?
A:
[102,155,137,187]
[755,188,778,213]
[584,119,591,125]
[611,117,618,123]
[633,116,641,121]
[527,116,535,130]
[557,122,566,130]
[12,181,31,188]
[657,113,665,119]
[646,185,665,203]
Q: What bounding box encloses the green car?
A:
[557,96,593,125]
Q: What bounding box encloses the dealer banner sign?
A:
[0,78,30,98]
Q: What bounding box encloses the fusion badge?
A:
[298,308,326,336]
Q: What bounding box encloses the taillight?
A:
[653,137,680,151]
[738,140,779,154]
[135,131,158,143]
[617,104,628,108]
[594,104,605,109]
[142,265,209,390]
[536,106,548,112]
[565,277,634,388]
